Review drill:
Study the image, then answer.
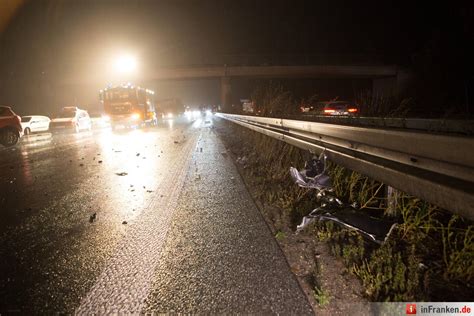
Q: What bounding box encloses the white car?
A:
[21,115,51,135]
[50,107,92,133]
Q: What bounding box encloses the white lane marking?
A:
[75,133,197,314]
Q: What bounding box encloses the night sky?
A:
[0,1,472,115]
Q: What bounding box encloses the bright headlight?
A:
[131,113,140,120]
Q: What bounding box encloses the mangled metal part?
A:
[292,150,396,244]
[297,206,397,244]
[290,151,332,190]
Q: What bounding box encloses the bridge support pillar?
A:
[372,68,414,100]
[221,76,232,112]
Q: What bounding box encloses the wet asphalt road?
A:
[0,115,313,314]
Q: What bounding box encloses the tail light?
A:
[348,108,358,113]
[324,108,335,114]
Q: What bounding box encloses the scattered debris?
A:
[290,151,331,190]
[297,205,397,244]
[115,172,128,176]
[122,221,128,225]
[98,160,103,163]
[89,213,97,223]
[289,150,397,244]
[236,156,248,165]
[146,190,153,193]
[136,153,140,157]
[79,163,84,167]
[200,147,203,152]
[174,141,180,144]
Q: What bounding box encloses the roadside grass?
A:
[275,231,286,241]
[220,120,474,302]
[313,286,331,307]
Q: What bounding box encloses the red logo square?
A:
[406,304,417,314]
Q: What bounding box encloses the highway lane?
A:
[0,115,312,314]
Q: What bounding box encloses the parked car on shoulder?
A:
[316,101,358,116]
[0,105,23,147]
[21,115,50,135]
[50,107,92,133]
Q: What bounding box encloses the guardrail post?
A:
[385,186,400,216]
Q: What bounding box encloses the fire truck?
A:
[99,84,158,129]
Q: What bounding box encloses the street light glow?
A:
[114,54,137,74]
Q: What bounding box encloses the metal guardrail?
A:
[295,115,474,135]
[216,113,474,220]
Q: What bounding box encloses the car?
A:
[0,105,23,147]
[88,112,111,129]
[316,101,358,116]
[21,115,51,135]
[50,106,92,133]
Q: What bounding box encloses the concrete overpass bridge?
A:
[62,64,411,108]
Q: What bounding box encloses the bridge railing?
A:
[216,113,474,220]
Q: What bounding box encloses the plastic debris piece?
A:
[297,206,397,244]
[122,221,128,225]
[290,167,331,190]
[115,172,128,176]
[236,156,248,165]
[290,151,332,190]
[89,213,97,223]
